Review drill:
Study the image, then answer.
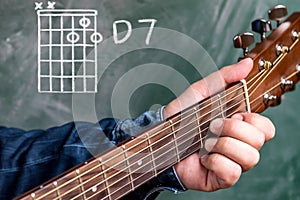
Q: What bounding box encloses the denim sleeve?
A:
[0,107,186,200]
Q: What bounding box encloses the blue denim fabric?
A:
[0,108,186,200]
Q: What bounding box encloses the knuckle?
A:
[190,81,209,99]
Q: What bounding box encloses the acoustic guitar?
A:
[15,6,300,200]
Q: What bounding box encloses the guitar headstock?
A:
[234,5,300,113]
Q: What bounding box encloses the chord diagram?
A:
[37,9,102,93]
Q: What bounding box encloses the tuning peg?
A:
[233,32,255,57]
[251,19,272,42]
[292,30,300,41]
[268,5,288,27]
[281,77,295,91]
[263,92,281,107]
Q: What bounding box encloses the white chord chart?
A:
[37,9,102,93]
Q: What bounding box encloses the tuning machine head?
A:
[263,92,281,107]
[268,5,288,27]
[251,19,272,42]
[233,32,255,58]
[281,77,295,91]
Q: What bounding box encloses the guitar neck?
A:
[16,82,248,200]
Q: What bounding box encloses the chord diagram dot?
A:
[79,17,91,28]
[66,32,80,43]
[90,32,103,43]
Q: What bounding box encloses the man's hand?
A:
[164,58,275,191]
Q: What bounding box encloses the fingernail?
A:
[204,138,217,152]
[209,118,223,134]
[231,113,244,121]
[238,57,252,64]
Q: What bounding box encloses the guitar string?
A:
[23,25,299,199]
[34,69,264,200]
[38,47,285,198]
[32,49,300,200]
[88,134,211,200]
[83,68,282,199]
[85,69,300,200]
[248,70,268,91]
[76,107,244,200]
[36,63,271,199]
[86,86,262,200]
[60,64,297,200]
[248,52,288,96]
[249,70,299,107]
[47,88,248,200]
[40,65,298,200]
[248,36,299,94]
[35,79,253,200]
[57,91,250,200]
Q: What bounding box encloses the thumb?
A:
[221,58,253,84]
[191,58,253,100]
[164,58,253,118]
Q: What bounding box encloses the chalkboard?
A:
[0,0,300,199]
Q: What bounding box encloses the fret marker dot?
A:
[138,160,143,166]
[92,186,97,192]
[31,193,35,198]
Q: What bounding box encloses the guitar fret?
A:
[169,119,180,162]
[100,147,132,199]
[122,145,135,191]
[193,107,203,149]
[217,94,226,118]
[75,169,87,200]
[53,181,61,200]
[146,133,157,177]
[98,159,112,200]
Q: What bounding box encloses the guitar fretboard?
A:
[17,82,248,200]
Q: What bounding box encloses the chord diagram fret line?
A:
[40,74,96,77]
[41,28,95,32]
[40,44,95,47]
[40,60,95,62]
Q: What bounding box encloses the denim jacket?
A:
[0,108,186,200]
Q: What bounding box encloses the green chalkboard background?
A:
[0,0,300,199]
